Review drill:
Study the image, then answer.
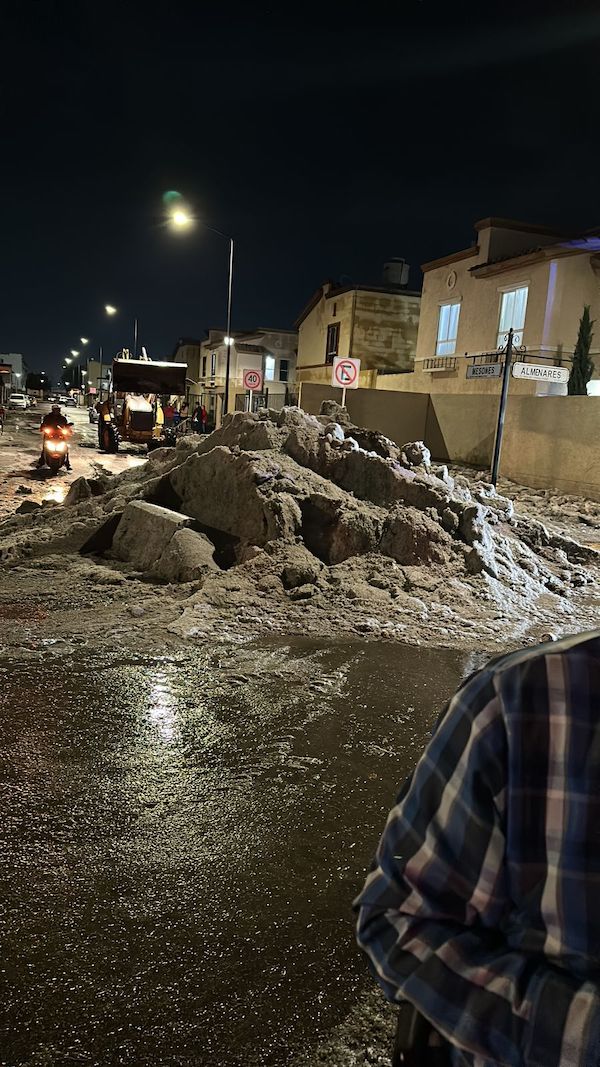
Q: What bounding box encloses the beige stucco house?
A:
[295,264,421,387]
[175,328,297,423]
[395,218,600,396]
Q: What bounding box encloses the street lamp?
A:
[167,203,235,419]
[103,303,139,358]
[80,337,89,345]
[70,349,79,357]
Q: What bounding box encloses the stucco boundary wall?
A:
[300,383,600,502]
[300,384,430,446]
[501,396,600,501]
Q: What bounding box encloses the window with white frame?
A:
[436,302,461,356]
[265,355,275,381]
[497,286,528,348]
[279,358,289,383]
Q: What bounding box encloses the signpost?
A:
[466,363,502,380]
[332,356,360,406]
[512,361,569,384]
[243,368,263,412]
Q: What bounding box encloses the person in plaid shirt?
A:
[355,630,600,1066]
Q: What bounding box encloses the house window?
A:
[265,355,275,381]
[202,356,207,377]
[325,322,340,364]
[279,359,289,383]
[210,352,216,377]
[436,302,461,356]
[497,285,528,348]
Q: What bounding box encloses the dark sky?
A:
[2,0,600,382]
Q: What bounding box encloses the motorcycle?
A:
[41,423,73,475]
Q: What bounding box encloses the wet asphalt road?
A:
[0,638,480,1066]
[0,405,145,517]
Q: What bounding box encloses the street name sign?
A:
[332,356,360,389]
[243,368,263,391]
[512,362,569,384]
[466,363,502,379]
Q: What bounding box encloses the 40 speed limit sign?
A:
[243,368,263,391]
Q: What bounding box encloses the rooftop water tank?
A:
[383,258,410,287]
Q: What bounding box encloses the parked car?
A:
[58,395,77,407]
[8,393,28,410]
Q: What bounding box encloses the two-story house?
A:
[409,217,600,395]
[175,328,297,423]
[295,261,421,387]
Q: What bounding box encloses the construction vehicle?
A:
[97,354,187,453]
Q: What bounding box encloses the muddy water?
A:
[0,639,482,1066]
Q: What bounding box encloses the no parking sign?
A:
[332,357,360,389]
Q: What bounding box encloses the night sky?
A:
[2,1,600,383]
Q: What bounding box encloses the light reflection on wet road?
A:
[0,406,145,518]
[0,638,480,1066]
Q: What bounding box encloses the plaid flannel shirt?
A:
[355,630,600,1066]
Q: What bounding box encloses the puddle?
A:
[0,639,480,1065]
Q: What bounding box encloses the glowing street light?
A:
[171,209,193,228]
[105,304,117,316]
[80,337,89,345]
[65,358,72,365]
[166,196,234,418]
[70,349,79,357]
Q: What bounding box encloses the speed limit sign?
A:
[243,368,263,392]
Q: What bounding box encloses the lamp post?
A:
[168,207,235,422]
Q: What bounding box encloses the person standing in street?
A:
[200,404,208,433]
[355,631,600,1066]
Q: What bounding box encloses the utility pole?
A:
[490,328,514,487]
[222,236,235,420]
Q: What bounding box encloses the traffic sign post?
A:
[242,368,263,412]
[332,357,360,406]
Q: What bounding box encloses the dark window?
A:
[333,302,337,316]
[325,323,340,364]
[279,359,289,382]
[202,356,207,377]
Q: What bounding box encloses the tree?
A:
[568,305,595,395]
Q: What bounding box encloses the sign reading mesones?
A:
[512,362,569,383]
[466,363,502,379]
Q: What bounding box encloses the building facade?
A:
[295,267,421,387]
[406,217,600,395]
[0,352,27,394]
[174,328,297,423]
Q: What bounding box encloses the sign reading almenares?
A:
[512,362,569,384]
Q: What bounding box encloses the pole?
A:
[490,328,514,487]
[133,318,138,359]
[297,380,303,411]
[99,345,103,402]
[223,237,235,420]
[341,386,347,408]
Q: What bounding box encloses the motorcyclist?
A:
[38,404,72,470]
